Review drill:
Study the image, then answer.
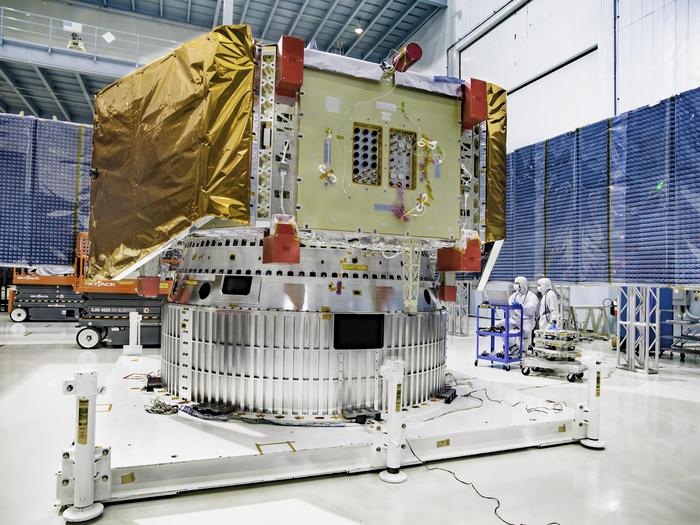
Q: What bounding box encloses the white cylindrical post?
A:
[131,311,141,346]
[581,360,606,449]
[223,0,234,25]
[379,359,408,484]
[62,371,104,522]
[123,311,143,355]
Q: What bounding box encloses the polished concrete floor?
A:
[1,314,699,525]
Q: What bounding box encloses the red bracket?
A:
[276,35,304,98]
[137,276,161,298]
[437,238,481,272]
[263,223,300,264]
[438,285,457,302]
[461,78,487,129]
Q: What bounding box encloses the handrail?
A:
[0,6,180,66]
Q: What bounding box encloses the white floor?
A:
[1,315,699,525]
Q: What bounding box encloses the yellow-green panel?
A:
[297,69,462,240]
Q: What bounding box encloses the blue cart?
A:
[475,303,523,371]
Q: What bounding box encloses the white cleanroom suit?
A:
[496,276,539,352]
[537,278,560,328]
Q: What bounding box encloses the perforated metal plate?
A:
[296,68,462,240]
[352,123,382,185]
[389,129,416,190]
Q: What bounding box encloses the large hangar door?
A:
[458,0,609,151]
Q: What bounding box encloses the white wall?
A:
[410,0,700,151]
[457,0,608,150]
[616,0,700,113]
[409,0,512,76]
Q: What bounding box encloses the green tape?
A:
[73,126,83,253]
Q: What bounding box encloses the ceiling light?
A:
[354,26,363,35]
[102,31,116,43]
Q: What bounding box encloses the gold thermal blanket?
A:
[485,83,507,243]
[89,25,255,279]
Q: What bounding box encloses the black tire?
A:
[521,366,531,376]
[576,372,584,380]
[10,307,28,322]
[504,364,511,371]
[566,373,576,382]
[474,359,479,367]
[76,327,102,349]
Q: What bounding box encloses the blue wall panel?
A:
[674,87,700,285]
[611,100,675,284]
[0,115,92,268]
[491,145,545,283]
[0,114,35,266]
[545,132,579,282]
[577,119,610,282]
[492,84,700,285]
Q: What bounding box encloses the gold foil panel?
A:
[485,83,507,243]
[89,25,255,279]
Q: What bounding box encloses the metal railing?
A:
[0,6,180,66]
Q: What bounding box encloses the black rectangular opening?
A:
[222,276,253,295]
[334,314,384,350]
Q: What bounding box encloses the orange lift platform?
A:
[8,233,174,349]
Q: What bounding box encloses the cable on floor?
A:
[418,396,483,422]
[464,387,566,415]
[445,371,477,387]
[405,440,561,525]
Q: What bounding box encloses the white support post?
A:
[253,45,277,225]
[447,280,471,336]
[581,360,606,450]
[222,0,234,25]
[458,280,470,335]
[401,239,422,314]
[378,359,407,484]
[616,286,627,369]
[178,307,193,401]
[62,371,105,522]
[122,311,142,355]
[556,285,570,330]
[616,286,659,374]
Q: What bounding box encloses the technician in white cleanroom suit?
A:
[495,276,539,353]
[537,278,560,329]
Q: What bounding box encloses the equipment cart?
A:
[521,328,587,382]
[475,303,523,371]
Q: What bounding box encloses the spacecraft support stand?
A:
[378,359,408,484]
[61,371,109,522]
[122,311,143,356]
[581,360,606,450]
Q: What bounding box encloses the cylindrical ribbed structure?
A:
[162,304,446,417]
